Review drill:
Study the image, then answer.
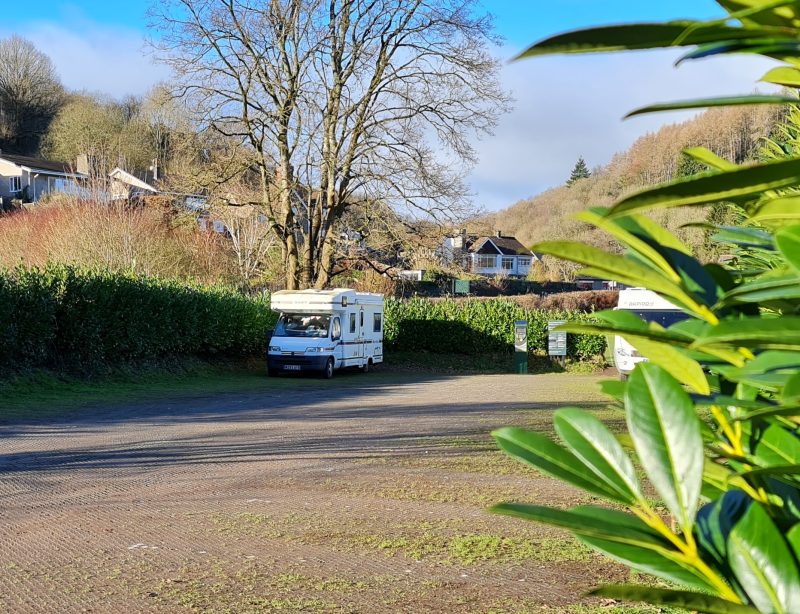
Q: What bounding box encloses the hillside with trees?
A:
[484,104,785,278]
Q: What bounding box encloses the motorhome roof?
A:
[270,288,383,312]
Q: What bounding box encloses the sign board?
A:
[548,320,567,357]
[514,320,528,353]
[514,320,528,374]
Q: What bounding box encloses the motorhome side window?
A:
[349,313,356,334]
[360,312,364,327]
[331,317,341,340]
[373,313,382,332]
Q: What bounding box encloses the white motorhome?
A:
[267,289,384,378]
[614,288,688,379]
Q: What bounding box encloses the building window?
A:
[373,313,382,333]
[475,254,496,268]
[501,257,514,270]
[9,177,21,193]
[518,257,531,267]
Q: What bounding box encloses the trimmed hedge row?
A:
[384,297,606,359]
[0,267,604,374]
[0,266,276,373]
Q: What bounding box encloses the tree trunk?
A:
[315,228,337,289]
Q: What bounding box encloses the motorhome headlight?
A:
[305,347,322,353]
[269,345,281,352]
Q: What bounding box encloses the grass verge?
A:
[0,358,278,421]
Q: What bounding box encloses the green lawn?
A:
[0,361,279,420]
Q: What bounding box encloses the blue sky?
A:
[7,1,726,46]
[1,1,775,210]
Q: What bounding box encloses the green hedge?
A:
[384,297,605,359]
[0,268,604,374]
[0,265,276,373]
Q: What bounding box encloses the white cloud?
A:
[469,48,779,211]
[0,20,168,98]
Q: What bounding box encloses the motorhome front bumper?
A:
[268,355,329,372]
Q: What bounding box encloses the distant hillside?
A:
[484,104,784,276]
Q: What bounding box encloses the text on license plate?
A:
[283,364,301,371]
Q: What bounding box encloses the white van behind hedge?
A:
[613,288,687,379]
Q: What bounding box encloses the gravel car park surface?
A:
[0,371,631,613]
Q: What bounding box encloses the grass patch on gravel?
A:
[209,511,592,566]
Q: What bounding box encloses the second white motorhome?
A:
[613,288,688,379]
[267,289,384,378]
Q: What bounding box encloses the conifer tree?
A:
[566,156,590,186]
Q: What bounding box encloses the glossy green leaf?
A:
[589,585,758,613]
[761,65,800,86]
[776,225,800,271]
[697,490,751,573]
[492,427,623,501]
[532,241,715,319]
[678,40,800,64]
[599,379,626,402]
[626,95,800,118]
[728,501,800,612]
[608,158,800,217]
[492,503,716,591]
[684,146,738,171]
[710,225,776,248]
[617,213,694,255]
[491,503,660,540]
[554,408,643,504]
[751,423,800,466]
[721,273,800,305]
[625,364,704,531]
[734,404,800,421]
[783,372,800,404]
[635,337,710,394]
[516,22,789,58]
[750,195,800,228]
[714,350,800,389]
[786,523,800,563]
[693,317,800,350]
[735,464,800,479]
[716,0,800,28]
[576,208,682,282]
[702,462,753,501]
[561,315,715,389]
[733,404,800,422]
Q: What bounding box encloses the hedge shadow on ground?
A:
[0,373,610,473]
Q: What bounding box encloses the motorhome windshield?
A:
[625,309,687,328]
[274,314,331,338]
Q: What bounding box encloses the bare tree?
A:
[0,36,64,154]
[212,204,278,285]
[153,0,510,289]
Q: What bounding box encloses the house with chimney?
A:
[440,230,539,277]
[0,151,87,207]
[108,167,159,201]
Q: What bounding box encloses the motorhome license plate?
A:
[283,365,301,371]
